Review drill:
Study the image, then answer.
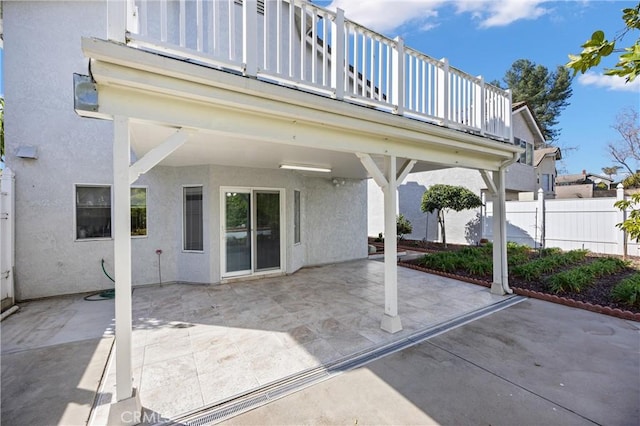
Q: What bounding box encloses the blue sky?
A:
[319,0,640,177]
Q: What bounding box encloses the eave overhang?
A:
[79,37,521,173]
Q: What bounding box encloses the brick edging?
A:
[398,261,640,322]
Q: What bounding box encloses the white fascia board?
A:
[81,37,520,171]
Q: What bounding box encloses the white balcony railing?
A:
[112,0,512,142]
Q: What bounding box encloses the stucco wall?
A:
[304,178,368,265]
[5,1,116,299]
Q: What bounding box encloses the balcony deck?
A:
[115,0,512,143]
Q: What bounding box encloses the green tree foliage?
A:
[602,166,623,179]
[421,184,482,247]
[493,59,573,143]
[567,3,640,82]
[615,192,640,242]
[396,214,412,240]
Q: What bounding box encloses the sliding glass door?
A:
[222,188,283,277]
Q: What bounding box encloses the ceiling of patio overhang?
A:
[129,121,451,179]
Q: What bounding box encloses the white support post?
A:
[108,116,141,425]
[537,188,545,250]
[243,0,258,76]
[616,183,626,256]
[391,36,404,115]
[381,155,402,333]
[107,0,127,43]
[437,58,449,125]
[491,168,511,295]
[331,8,345,100]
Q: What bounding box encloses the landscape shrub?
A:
[547,257,629,294]
[612,274,640,307]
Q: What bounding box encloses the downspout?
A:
[498,151,520,294]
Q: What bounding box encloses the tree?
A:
[396,214,412,240]
[602,166,623,180]
[608,107,640,175]
[615,193,640,244]
[421,184,483,247]
[567,3,640,82]
[492,59,573,143]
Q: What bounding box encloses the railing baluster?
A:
[160,0,167,42]
[322,11,328,86]
[300,2,306,82]
[369,37,375,100]
[179,0,186,47]
[263,0,269,71]
[229,0,235,61]
[140,0,148,36]
[196,0,203,52]
[311,9,317,84]
[361,32,367,97]
[331,8,345,99]
[289,0,294,78]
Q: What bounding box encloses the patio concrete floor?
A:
[2,259,514,425]
[92,259,513,423]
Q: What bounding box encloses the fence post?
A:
[537,188,545,249]
[392,36,404,115]
[1,168,15,307]
[331,8,345,100]
[616,183,626,256]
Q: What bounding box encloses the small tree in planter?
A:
[421,184,483,247]
[397,214,413,240]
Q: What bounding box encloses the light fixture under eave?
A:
[279,164,332,173]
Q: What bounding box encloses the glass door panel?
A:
[255,191,280,271]
[225,191,251,274]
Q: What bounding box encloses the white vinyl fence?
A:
[0,168,15,309]
[484,185,634,256]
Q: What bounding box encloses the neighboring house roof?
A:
[512,102,546,148]
[534,146,562,167]
[557,171,613,185]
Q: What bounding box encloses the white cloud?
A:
[577,72,640,93]
[454,0,550,28]
[327,0,551,33]
[327,0,443,33]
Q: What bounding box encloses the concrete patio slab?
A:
[1,294,115,426]
[90,259,510,423]
[221,298,640,426]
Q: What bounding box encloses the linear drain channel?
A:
[168,295,526,426]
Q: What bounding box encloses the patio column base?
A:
[490,282,506,295]
[107,388,142,426]
[381,314,403,333]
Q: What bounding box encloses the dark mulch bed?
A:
[381,238,640,315]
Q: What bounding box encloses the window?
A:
[131,187,147,236]
[76,186,148,240]
[294,190,301,244]
[541,174,553,192]
[514,137,533,166]
[183,186,203,251]
[76,186,111,239]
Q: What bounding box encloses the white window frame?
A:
[183,185,205,252]
[74,184,112,241]
[294,189,301,245]
[131,186,148,239]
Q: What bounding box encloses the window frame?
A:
[293,189,301,245]
[75,184,113,241]
[130,186,148,238]
[183,185,204,252]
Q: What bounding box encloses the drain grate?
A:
[167,295,526,426]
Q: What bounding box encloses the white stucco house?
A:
[369,102,557,245]
[3,0,521,418]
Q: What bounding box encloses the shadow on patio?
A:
[91,259,512,423]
